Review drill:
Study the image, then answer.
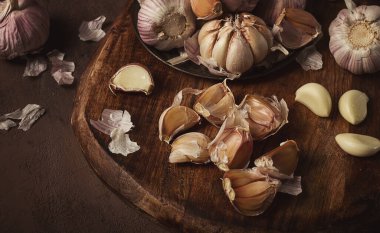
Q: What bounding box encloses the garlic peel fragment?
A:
[47,50,75,85]
[296,45,323,71]
[338,90,369,125]
[108,128,140,157]
[0,119,17,130]
[109,64,154,95]
[0,104,45,131]
[335,133,380,157]
[79,16,106,42]
[295,83,332,117]
[90,109,134,135]
[23,56,48,77]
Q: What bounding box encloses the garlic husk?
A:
[90,109,134,135]
[0,104,45,131]
[137,0,196,51]
[254,0,307,26]
[329,2,380,74]
[222,0,260,13]
[79,15,106,42]
[222,168,280,216]
[193,80,235,126]
[238,94,289,141]
[296,45,323,71]
[23,56,47,77]
[190,0,222,20]
[273,8,321,50]
[0,0,49,59]
[335,133,380,157]
[108,128,140,157]
[109,64,154,95]
[169,132,211,164]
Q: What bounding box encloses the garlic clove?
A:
[242,26,269,64]
[198,19,222,44]
[295,83,332,117]
[190,0,223,20]
[226,31,254,74]
[108,128,140,157]
[335,133,380,157]
[223,169,266,188]
[338,90,369,125]
[159,106,201,144]
[169,132,211,164]
[199,30,219,59]
[109,64,154,95]
[211,24,234,69]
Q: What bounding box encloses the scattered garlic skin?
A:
[329,3,380,74]
[222,0,260,13]
[137,0,196,51]
[169,132,211,164]
[295,83,332,117]
[338,90,369,125]
[109,64,154,95]
[190,0,222,20]
[335,133,380,157]
[0,0,49,59]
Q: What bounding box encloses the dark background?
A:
[0,0,170,232]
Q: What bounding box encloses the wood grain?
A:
[71,1,380,232]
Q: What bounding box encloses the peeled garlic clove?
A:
[335,133,380,157]
[193,81,235,126]
[295,83,332,117]
[239,94,289,140]
[255,140,300,178]
[273,8,321,49]
[159,106,200,144]
[190,0,222,20]
[169,132,211,164]
[109,64,154,95]
[338,90,369,125]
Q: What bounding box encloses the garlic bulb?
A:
[198,13,273,77]
[222,0,260,13]
[137,0,196,51]
[329,1,380,74]
[0,0,49,59]
[190,0,222,20]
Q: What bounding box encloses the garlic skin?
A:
[0,0,49,59]
[338,90,369,125]
[222,168,280,216]
[295,83,332,117]
[198,13,273,77]
[329,3,380,74]
[222,0,259,13]
[190,0,222,20]
[169,132,211,164]
[238,94,289,140]
[335,133,380,157]
[137,0,196,51]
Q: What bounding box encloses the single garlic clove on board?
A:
[109,64,154,95]
[169,132,211,164]
[295,83,332,117]
[159,106,200,144]
[335,133,380,157]
[338,90,369,125]
[190,0,223,20]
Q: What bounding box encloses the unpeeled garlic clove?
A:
[159,106,200,144]
[338,90,369,125]
[190,0,222,20]
[169,132,211,164]
[193,80,235,126]
[238,94,289,140]
[109,64,154,95]
[255,140,300,178]
[222,168,279,216]
[295,83,332,117]
[273,8,321,49]
[335,133,380,157]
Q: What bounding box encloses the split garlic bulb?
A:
[0,0,49,59]
[137,0,196,51]
[198,13,273,76]
[329,1,380,74]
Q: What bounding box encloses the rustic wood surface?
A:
[71,0,380,232]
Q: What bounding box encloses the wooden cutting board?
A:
[71,1,380,232]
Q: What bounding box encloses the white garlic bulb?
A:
[329,1,380,74]
[0,0,49,59]
[137,0,196,51]
[198,13,273,77]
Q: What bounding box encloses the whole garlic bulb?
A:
[198,13,273,76]
[222,0,260,13]
[329,1,380,74]
[137,0,196,51]
[0,0,50,59]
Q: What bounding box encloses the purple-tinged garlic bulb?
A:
[137,0,196,51]
[222,0,260,13]
[0,0,49,59]
[329,1,380,74]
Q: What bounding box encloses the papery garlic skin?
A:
[329,4,380,74]
[169,132,211,164]
[0,0,49,59]
[137,0,196,51]
[335,133,380,157]
[190,0,222,20]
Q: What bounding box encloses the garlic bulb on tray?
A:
[329,0,380,74]
[0,0,49,59]
[137,0,196,51]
